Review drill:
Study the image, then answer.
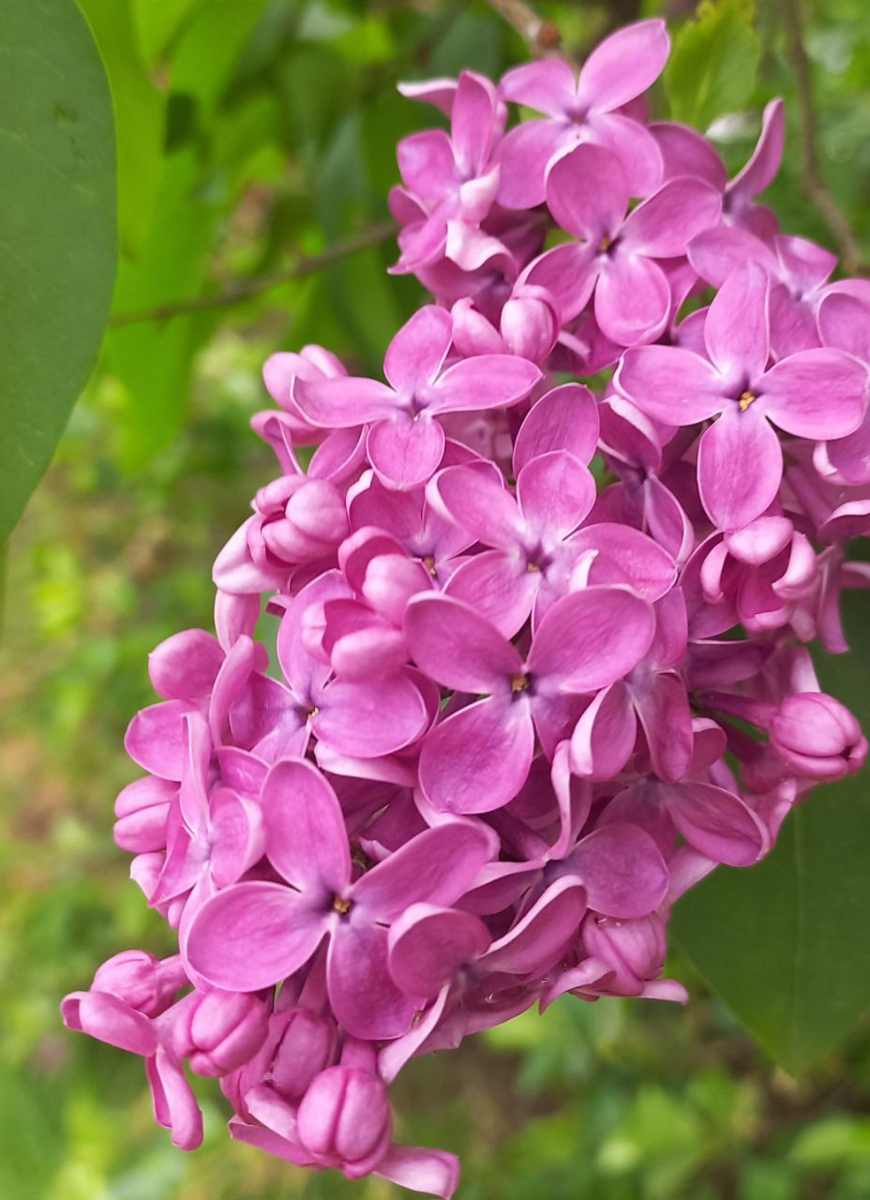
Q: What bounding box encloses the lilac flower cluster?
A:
[64,20,870,1197]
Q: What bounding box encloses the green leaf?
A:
[77,0,165,257]
[665,0,761,131]
[674,588,870,1072]
[0,0,116,541]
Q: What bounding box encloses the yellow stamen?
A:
[738,390,756,411]
[511,673,530,694]
[423,555,437,577]
[333,896,352,915]
[598,235,612,254]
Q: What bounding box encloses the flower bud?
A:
[297,1066,392,1176]
[269,1007,338,1103]
[770,692,867,781]
[172,990,269,1078]
[500,285,560,363]
[92,951,185,1017]
[114,777,176,853]
[583,914,667,995]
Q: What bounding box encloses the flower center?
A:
[738,390,756,411]
[333,895,353,916]
[511,672,531,694]
[423,555,437,577]
[597,234,613,254]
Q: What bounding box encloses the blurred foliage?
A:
[4,0,870,1196]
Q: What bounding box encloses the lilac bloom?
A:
[150,713,264,950]
[391,72,502,274]
[522,143,721,344]
[431,449,596,634]
[654,99,784,241]
[404,587,656,812]
[226,573,429,762]
[294,306,542,490]
[615,262,867,530]
[571,590,694,784]
[185,758,496,1038]
[497,19,671,206]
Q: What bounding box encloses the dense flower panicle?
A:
[64,19,869,1198]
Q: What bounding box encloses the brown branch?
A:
[484,0,562,56]
[783,0,865,275]
[109,220,397,327]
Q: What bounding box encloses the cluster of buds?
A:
[64,20,869,1197]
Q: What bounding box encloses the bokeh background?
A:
[3,0,870,1196]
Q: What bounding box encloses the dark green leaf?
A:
[0,0,116,540]
[674,588,870,1071]
[665,0,761,131]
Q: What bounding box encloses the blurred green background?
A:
[3,0,870,1197]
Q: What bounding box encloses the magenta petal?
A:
[261,759,350,895]
[500,59,576,115]
[703,261,770,383]
[522,242,598,323]
[185,882,327,991]
[419,696,534,813]
[396,131,455,199]
[517,451,596,541]
[570,682,636,780]
[384,305,453,393]
[570,824,668,917]
[62,990,158,1056]
[513,383,600,472]
[147,1046,204,1151]
[388,904,491,996]
[444,551,538,638]
[497,119,566,209]
[665,781,767,866]
[729,97,785,204]
[622,178,721,258]
[452,71,496,176]
[586,112,664,199]
[576,18,670,113]
[149,630,224,701]
[545,142,628,241]
[697,405,782,531]
[368,414,446,491]
[817,290,870,360]
[761,349,868,439]
[125,700,195,781]
[595,254,670,347]
[294,377,397,427]
[328,920,418,1039]
[529,586,655,692]
[405,593,521,693]
[432,464,522,549]
[430,354,542,414]
[688,224,778,288]
[566,524,677,601]
[480,877,587,974]
[353,819,496,920]
[376,1146,461,1200]
[316,674,428,757]
[631,671,693,783]
[615,345,725,425]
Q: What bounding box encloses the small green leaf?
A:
[665,0,761,131]
[674,588,870,1072]
[0,0,117,541]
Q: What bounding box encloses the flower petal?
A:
[388,904,491,997]
[576,19,670,113]
[545,142,628,242]
[529,586,655,691]
[367,414,446,491]
[622,178,722,258]
[569,824,669,917]
[405,592,521,692]
[384,305,453,393]
[595,254,671,347]
[261,758,351,896]
[761,349,868,439]
[430,355,542,414]
[315,673,429,757]
[480,877,587,974]
[665,781,767,866]
[513,383,600,472]
[703,261,770,383]
[615,345,725,425]
[517,450,596,542]
[328,920,418,1039]
[419,696,534,813]
[185,882,327,991]
[697,404,782,531]
[294,377,397,427]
